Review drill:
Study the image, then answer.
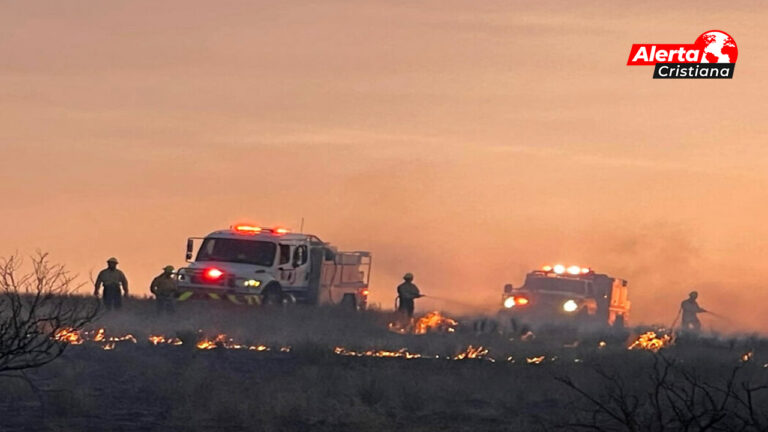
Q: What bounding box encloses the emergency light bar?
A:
[231,225,291,235]
[541,264,591,276]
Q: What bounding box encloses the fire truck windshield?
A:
[525,277,587,295]
[196,238,277,267]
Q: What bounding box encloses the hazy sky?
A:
[1,1,767,331]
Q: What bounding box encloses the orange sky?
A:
[1,1,767,331]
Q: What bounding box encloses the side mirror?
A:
[185,239,194,261]
[503,284,514,294]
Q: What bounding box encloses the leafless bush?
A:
[557,353,768,431]
[0,252,98,374]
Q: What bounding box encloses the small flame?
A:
[526,355,546,364]
[742,351,754,362]
[54,328,84,345]
[453,345,489,360]
[628,331,672,352]
[148,335,183,346]
[334,346,423,359]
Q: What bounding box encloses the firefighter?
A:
[397,273,422,318]
[94,257,129,311]
[150,265,177,314]
[681,291,707,331]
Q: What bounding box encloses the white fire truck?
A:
[501,264,630,327]
[175,224,372,309]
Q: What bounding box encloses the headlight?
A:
[503,297,516,309]
[243,280,261,288]
[563,299,578,312]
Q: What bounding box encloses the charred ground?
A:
[1,298,767,432]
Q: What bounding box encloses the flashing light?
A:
[274,227,290,235]
[563,299,578,313]
[503,296,530,309]
[543,264,592,275]
[243,279,261,287]
[204,268,224,281]
[361,289,370,296]
[233,225,262,234]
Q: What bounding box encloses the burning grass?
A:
[628,331,673,352]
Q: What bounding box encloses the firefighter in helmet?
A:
[94,257,129,311]
[681,291,707,331]
[150,265,178,314]
[397,273,422,318]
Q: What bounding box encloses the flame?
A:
[148,335,183,346]
[334,346,423,359]
[742,351,754,362]
[54,328,84,345]
[526,355,546,364]
[193,333,289,352]
[453,345,489,360]
[414,311,458,335]
[102,342,116,350]
[93,328,105,342]
[628,331,672,352]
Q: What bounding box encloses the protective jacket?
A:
[150,274,177,297]
[397,282,420,300]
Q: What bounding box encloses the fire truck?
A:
[175,224,372,309]
[501,264,630,327]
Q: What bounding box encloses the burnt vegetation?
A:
[0,265,766,431]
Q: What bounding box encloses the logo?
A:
[627,30,737,79]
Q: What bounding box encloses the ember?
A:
[628,331,672,352]
[148,335,183,346]
[526,355,546,364]
[334,347,423,359]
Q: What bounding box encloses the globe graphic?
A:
[696,31,738,63]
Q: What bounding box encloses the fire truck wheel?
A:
[576,308,590,323]
[262,284,283,306]
[340,294,357,310]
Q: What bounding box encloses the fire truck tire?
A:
[262,284,283,306]
[340,294,357,310]
[576,308,590,323]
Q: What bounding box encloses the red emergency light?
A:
[231,225,290,235]
[203,268,224,281]
[233,225,262,234]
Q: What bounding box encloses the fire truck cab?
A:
[501,264,630,327]
[176,224,371,309]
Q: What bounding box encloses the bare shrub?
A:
[557,353,768,431]
[0,252,98,373]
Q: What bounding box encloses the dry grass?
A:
[0,297,766,431]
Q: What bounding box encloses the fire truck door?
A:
[289,244,310,288]
[306,247,324,304]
